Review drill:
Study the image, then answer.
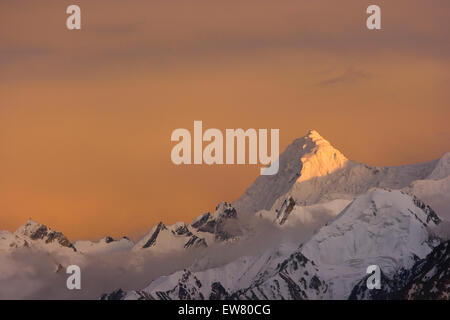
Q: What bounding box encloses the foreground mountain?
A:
[299,189,441,298]
[102,242,328,300]
[401,240,450,299]
[102,188,443,300]
[350,240,450,300]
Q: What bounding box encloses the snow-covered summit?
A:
[296,130,348,183]
[233,130,442,222]
[232,129,348,215]
[0,219,76,254]
[2,129,449,300]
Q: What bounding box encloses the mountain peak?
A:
[296,130,348,182]
[301,129,337,151]
[20,218,45,236]
[232,129,349,214]
[25,218,40,227]
[306,129,325,141]
[14,219,76,251]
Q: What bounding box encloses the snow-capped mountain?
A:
[0,219,135,257]
[132,201,243,252]
[349,240,450,300]
[102,242,328,300]
[130,129,448,255]
[102,188,443,300]
[1,130,449,300]
[0,219,76,255]
[299,189,441,298]
[132,221,206,252]
[400,240,450,300]
[406,153,450,222]
[233,130,442,220]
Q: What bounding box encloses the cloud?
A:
[317,67,371,86]
[0,211,336,299]
[2,0,450,83]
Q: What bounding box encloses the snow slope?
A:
[408,176,450,221]
[299,189,441,298]
[74,236,134,255]
[104,188,442,300]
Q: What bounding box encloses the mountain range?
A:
[1,130,449,300]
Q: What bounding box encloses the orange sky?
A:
[1,0,449,240]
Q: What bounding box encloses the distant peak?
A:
[14,218,76,251]
[25,218,40,226]
[304,130,333,148]
[296,130,348,182]
[23,218,45,233]
[306,129,324,140]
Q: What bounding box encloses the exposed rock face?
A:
[100,289,127,300]
[22,220,76,250]
[1,219,77,253]
[190,213,211,229]
[184,236,207,249]
[232,252,328,300]
[105,236,115,244]
[401,241,450,300]
[133,220,209,252]
[209,282,230,300]
[197,202,242,241]
[142,222,167,249]
[411,195,441,225]
[276,197,296,225]
[349,241,450,300]
[133,202,241,253]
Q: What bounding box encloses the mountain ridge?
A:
[103,188,443,300]
[1,129,449,300]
